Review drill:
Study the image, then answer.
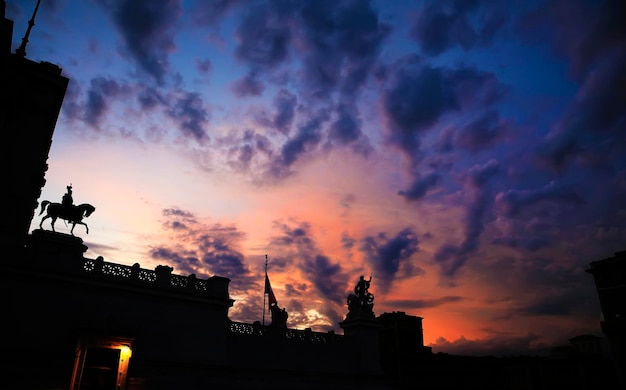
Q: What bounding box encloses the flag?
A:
[264,274,277,311]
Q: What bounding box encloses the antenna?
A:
[15,0,42,58]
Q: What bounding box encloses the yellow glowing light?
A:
[120,345,132,358]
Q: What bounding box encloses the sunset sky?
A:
[8,0,625,356]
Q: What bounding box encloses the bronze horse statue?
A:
[39,200,96,235]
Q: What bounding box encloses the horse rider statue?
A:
[62,185,74,212]
[39,185,96,235]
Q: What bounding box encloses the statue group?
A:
[270,303,288,329]
[346,274,375,319]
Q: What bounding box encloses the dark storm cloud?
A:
[536,50,626,173]
[153,209,256,293]
[520,290,593,317]
[162,207,196,221]
[398,172,439,200]
[199,235,248,278]
[410,0,507,56]
[149,247,201,276]
[190,0,241,25]
[519,0,626,81]
[535,48,626,175]
[495,181,585,218]
[521,0,626,174]
[329,103,362,145]
[471,254,600,330]
[221,129,274,173]
[83,77,131,126]
[97,0,181,85]
[291,0,390,100]
[491,236,550,253]
[234,1,291,69]
[434,160,501,277]
[454,111,507,152]
[271,221,348,305]
[137,86,166,110]
[301,254,345,303]
[341,231,355,250]
[360,228,421,293]
[268,110,328,178]
[196,59,212,74]
[386,295,463,310]
[228,0,388,165]
[465,158,501,189]
[382,60,456,157]
[430,333,542,357]
[262,88,298,135]
[59,74,83,120]
[165,91,210,142]
[381,58,505,162]
[232,71,265,97]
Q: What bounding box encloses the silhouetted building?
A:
[587,250,626,389]
[1,0,69,250]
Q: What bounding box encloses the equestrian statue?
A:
[39,185,96,235]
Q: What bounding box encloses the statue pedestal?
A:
[339,316,383,374]
[26,229,87,259]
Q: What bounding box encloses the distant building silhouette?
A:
[587,250,626,389]
[0,4,620,389]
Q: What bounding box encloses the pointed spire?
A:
[15,0,41,58]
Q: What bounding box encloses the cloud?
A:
[495,181,585,218]
[254,88,298,135]
[520,1,626,176]
[434,160,501,277]
[195,58,212,74]
[398,172,440,201]
[234,1,291,69]
[97,0,182,85]
[430,333,544,357]
[454,111,508,152]
[380,58,506,164]
[232,71,265,97]
[360,228,421,293]
[268,110,328,178]
[149,208,256,297]
[519,0,626,80]
[137,86,166,110]
[220,129,274,175]
[295,0,390,99]
[165,90,211,142]
[386,296,463,310]
[190,0,241,26]
[341,231,355,250]
[410,0,507,56]
[83,77,132,126]
[270,220,349,307]
[519,290,594,317]
[491,236,550,253]
[328,103,363,146]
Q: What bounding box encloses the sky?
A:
[7,0,625,356]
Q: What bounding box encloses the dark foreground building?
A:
[1,3,621,389]
[587,251,626,389]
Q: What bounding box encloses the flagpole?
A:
[263,254,267,326]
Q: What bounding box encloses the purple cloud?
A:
[410,0,507,56]
[97,0,182,85]
[360,228,421,293]
[165,90,210,142]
